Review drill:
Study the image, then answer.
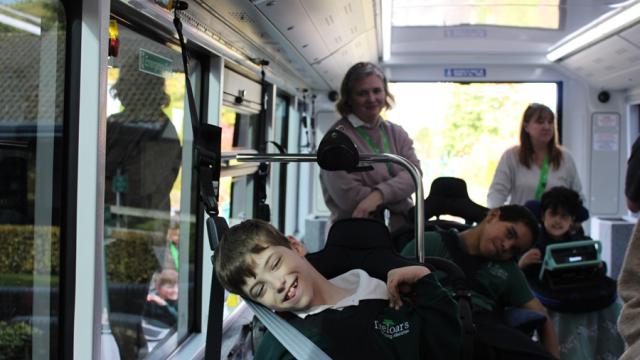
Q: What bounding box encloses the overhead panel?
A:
[303,0,378,90]
[620,23,640,48]
[300,0,376,59]
[190,0,330,90]
[311,29,378,90]
[255,0,330,64]
[312,56,340,89]
[254,0,378,90]
[302,0,350,53]
[561,25,640,89]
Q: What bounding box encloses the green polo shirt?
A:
[401,231,533,312]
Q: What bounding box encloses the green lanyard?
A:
[355,125,393,176]
[534,156,549,200]
[170,241,179,270]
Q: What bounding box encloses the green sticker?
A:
[113,174,128,193]
[138,48,172,78]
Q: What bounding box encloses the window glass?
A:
[219,107,237,221]
[271,95,290,230]
[0,1,65,358]
[392,0,560,29]
[387,82,558,207]
[103,23,197,358]
[218,106,257,225]
[219,105,259,319]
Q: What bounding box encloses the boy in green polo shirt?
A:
[214,219,461,359]
[402,204,560,359]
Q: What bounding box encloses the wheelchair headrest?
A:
[306,218,417,281]
[423,177,488,224]
[326,218,393,249]
[317,129,359,171]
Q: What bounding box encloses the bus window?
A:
[103,22,198,358]
[0,1,66,358]
[387,82,558,206]
[219,106,258,226]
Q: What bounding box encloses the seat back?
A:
[423,177,488,225]
[306,218,420,281]
[393,177,488,251]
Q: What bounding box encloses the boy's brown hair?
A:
[213,219,290,297]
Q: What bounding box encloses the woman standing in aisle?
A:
[487,103,582,208]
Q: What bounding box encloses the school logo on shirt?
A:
[373,319,410,339]
[487,263,508,279]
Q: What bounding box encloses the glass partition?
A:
[103,22,197,359]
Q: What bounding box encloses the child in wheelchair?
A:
[214,219,462,359]
[519,186,616,312]
[519,186,623,360]
[519,186,591,270]
[402,204,560,359]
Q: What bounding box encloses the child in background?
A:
[143,268,178,328]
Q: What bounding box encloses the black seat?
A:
[422,176,488,226]
[392,177,488,252]
[307,218,422,280]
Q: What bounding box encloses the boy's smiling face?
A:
[240,240,317,312]
[542,209,573,240]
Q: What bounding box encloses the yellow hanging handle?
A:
[227,293,239,308]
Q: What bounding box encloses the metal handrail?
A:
[224,152,426,262]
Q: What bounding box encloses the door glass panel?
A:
[103,23,197,358]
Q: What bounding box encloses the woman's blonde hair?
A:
[336,62,395,117]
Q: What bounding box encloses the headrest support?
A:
[429,176,469,198]
[317,129,359,171]
[424,177,488,223]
